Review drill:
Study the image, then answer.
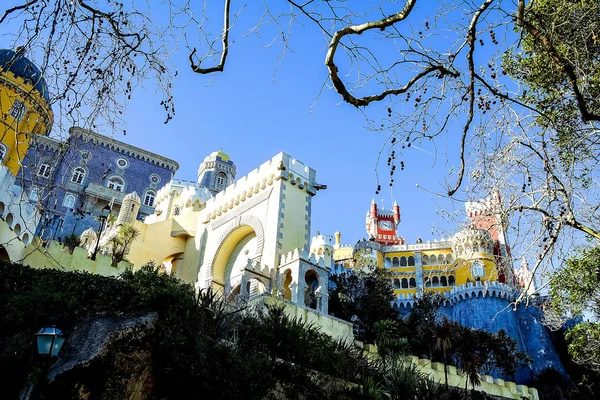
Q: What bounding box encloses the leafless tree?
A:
[3,0,600,303]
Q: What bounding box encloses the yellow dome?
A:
[205,150,230,162]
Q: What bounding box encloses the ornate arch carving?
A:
[202,214,265,288]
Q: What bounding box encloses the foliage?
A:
[329,267,398,343]
[549,245,600,373]
[108,224,140,266]
[504,0,600,131]
[62,233,81,253]
[405,295,530,380]
[0,262,376,399]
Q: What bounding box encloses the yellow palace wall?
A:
[0,70,53,176]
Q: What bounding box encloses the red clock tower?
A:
[365,199,402,245]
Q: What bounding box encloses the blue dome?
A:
[0,49,50,103]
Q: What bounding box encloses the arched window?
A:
[472,261,485,278]
[6,213,13,227]
[422,254,429,265]
[216,172,227,189]
[408,256,415,266]
[425,278,431,288]
[400,256,407,267]
[438,254,445,265]
[107,176,124,192]
[37,162,51,178]
[63,194,76,209]
[409,277,416,288]
[445,254,453,264]
[385,257,391,268]
[71,167,86,184]
[441,276,448,286]
[143,191,156,207]
[304,270,319,309]
[393,278,400,289]
[0,143,6,160]
[392,257,399,268]
[448,275,456,286]
[432,276,440,287]
[401,278,408,289]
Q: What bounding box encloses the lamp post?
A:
[20,327,66,400]
[34,327,65,357]
[91,205,111,260]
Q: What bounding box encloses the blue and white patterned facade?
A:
[17,127,178,239]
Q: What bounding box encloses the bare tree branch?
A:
[189,0,231,74]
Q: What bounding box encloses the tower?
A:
[465,191,514,285]
[0,48,53,176]
[197,150,236,193]
[116,191,141,226]
[365,199,402,245]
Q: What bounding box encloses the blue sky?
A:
[2,1,469,246]
[115,5,463,246]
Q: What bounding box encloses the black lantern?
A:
[35,327,65,357]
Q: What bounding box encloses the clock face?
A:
[378,220,394,231]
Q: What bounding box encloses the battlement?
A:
[202,153,319,223]
[279,247,326,268]
[245,259,273,278]
[394,281,516,308]
[362,346,538,399]
[311,233,335,248]
[465,191,502,218]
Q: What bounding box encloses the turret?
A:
[116,191,140,226]
[334,231,341,249]
[197,150,236,193]
[393,200,400,225]
[310,232,335,269]
[515,258,537,296]
[0,48,53,176]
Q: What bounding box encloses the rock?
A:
[45,312,158,399]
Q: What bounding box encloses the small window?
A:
[37,163,51,178]
[401,278,408,289]
[408,256,415,266]
[9,99,27,121]
[71,167,86,184]
[144,191,156,207]
[216,172,227,188]
[107,176,124,192]
[0,143,6,160]
[409,278,416,288]
[63,194,76,209]
[400,257,407,267]
[472,261,485,278]
[173,205,181,216]
[150,174,160,184]
[392,257,399,268]
[116,158,129,168]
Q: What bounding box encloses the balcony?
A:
[85,183,126,203]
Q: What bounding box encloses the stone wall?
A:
[364,345,539,400]
[22,239,132,276]
[395,281,567,384]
